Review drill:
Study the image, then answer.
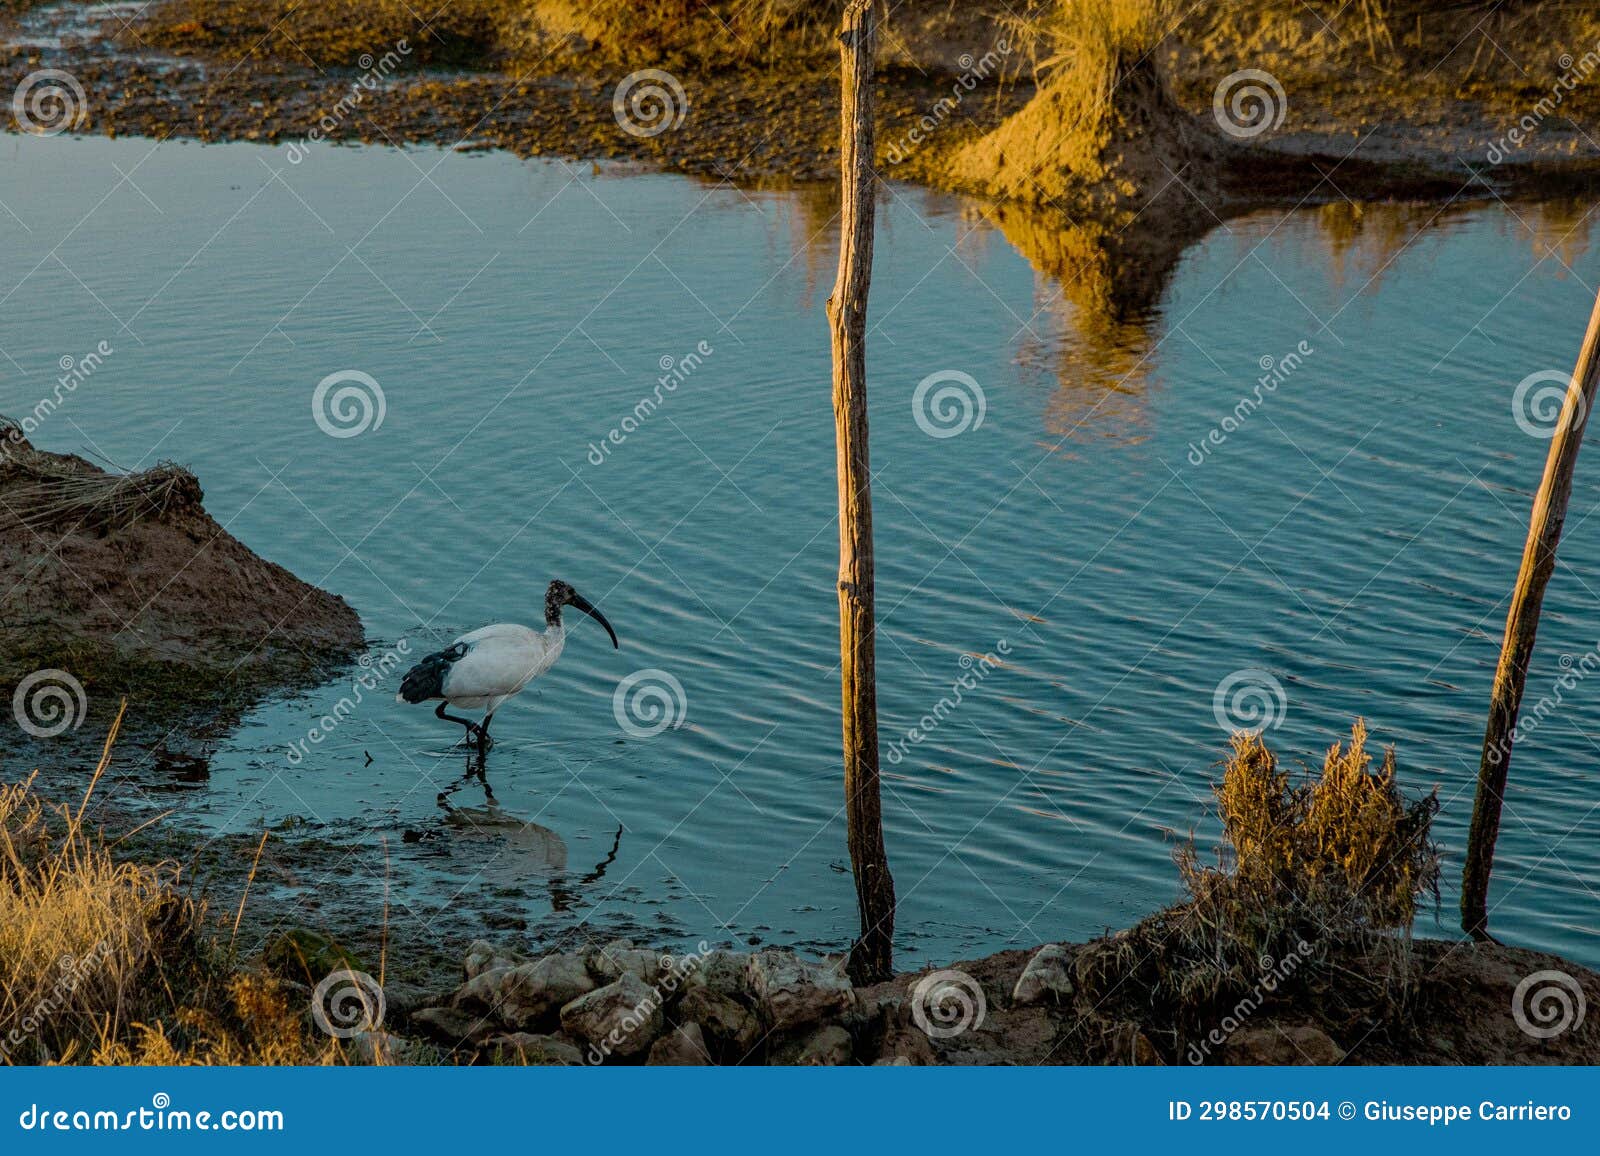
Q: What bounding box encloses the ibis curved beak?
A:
[568,590,619,649]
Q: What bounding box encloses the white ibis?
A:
[396,580,618,766]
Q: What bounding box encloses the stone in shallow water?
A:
[464,939,522,980]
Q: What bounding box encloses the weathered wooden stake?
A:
[826,0,895,984]
[1463,286,1600,940]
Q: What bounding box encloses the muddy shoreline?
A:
[5,1,1600,213]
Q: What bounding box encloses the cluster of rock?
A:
[394,938,1108,1066]
[405,939,872,1065]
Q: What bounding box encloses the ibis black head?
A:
[545,580,619,648]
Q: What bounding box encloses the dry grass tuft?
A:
[1075,720,1439,1051]
[0,709,343,1065]
[945,0,1214,213]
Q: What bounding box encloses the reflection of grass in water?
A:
[970,197,1205,448]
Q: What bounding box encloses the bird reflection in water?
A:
[436,802,624,914]
[548,824,624,912]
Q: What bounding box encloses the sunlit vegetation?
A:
[0,709,340,1065]
[1074,721,1440,1049]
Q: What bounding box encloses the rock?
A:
[381,981,433,1018]
[409,1006,498,1048]
[586,940,666,985]
[1012,944,1074,1005]
[875,1025,938,1066]
[262,928,366,987]
[559,973,666,1060]
[455,954,595,1030]
[681,949,753,1001]
[774,1024,853,1066]
[483,1033,584,1066]
[677,987,762,1059]
[451,966,512,1013]
[746,950,853,1033]
[647,1023,711,1065]
[464,939,522,980]
[1222,1024,1345,1066]
[347,1030,406,1064]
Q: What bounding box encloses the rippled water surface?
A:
[4,133,1600,967]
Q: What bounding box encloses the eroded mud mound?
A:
[0,422,363,690]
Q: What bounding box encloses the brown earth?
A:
[0,424,364,697]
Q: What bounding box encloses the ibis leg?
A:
[435,700,483,747]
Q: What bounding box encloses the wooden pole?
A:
[1463,286,1600,940]
[826,0,895,984]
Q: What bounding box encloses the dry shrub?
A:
[1207,720,1439,928]
[1076,720,1439,1046]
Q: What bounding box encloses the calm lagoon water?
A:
[3,132,1599,966]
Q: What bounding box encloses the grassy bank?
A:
[0,709,343,1064]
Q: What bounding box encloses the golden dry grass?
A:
[0,707,343,1065]
[945,0,1210,212]
[1076,720,1439,1040]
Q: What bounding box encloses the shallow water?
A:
[4,132,1600,968]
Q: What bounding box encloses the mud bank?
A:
[0,423,364,701]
